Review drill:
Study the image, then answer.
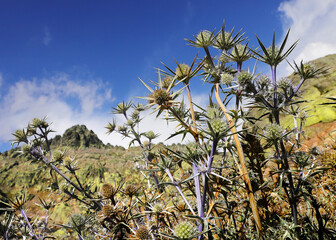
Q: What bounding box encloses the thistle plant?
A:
[3,20,336,240]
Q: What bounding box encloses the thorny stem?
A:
[186,85,199,142]
[164,168,196,215]
[198,139,218,240]
[21,209,39,240]
[274,112,299,226]
[169,107,199,141]
[214,83,262,235]
[271,66,277,108]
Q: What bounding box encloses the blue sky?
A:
[1,0,336,151]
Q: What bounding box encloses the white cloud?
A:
[0,73,115,148]
[278,0,336,75]
[43,27,52,46]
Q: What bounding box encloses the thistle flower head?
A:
[194,30,214,48]
[106,121,116,134]
[174,221,196,239]
[136,226,151,240]
[215,31,233,50]
[219,53,230,63]
[278,77,292,89]
[12,129,29,145]
[257,74,271,86]
[117,125,128,132]
[209,118,227,135]
[176,64,191,83]
[206,105,222,119]
[31,117,49,129]
[134,103,146,112]
[111,101,132,115]
[161,76,173,89]
[152,203,163,214]
[102,204,115,218]
[21,144,32,155]
[126,119,134,126]
[237,71,253,85]
[68,213,87,232]
[149,89,172,109]
[131,110,140,120]
[266,46,280,59]
[229,43,250,63]
[220,72,234,85]
[124,184,140,197]
[101,183,117,199]
[145,131,157,140]
[263,123,285,141]
[53,150,65,162]
[252,30,298,67]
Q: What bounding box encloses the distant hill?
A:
[285,54,336,126]
[50,124,105,149]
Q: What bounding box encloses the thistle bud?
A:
[145,131,156,140]
[126,119,134,126]
[152,203,163,214]
[53,150,65,162]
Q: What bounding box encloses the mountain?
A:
[50,124,105,149]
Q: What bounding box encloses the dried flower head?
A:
[136,225,151,239]
[124,184,139,197]
[102,204,115,218]
[101,183,117,199]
